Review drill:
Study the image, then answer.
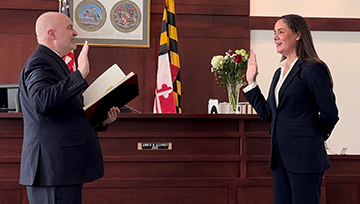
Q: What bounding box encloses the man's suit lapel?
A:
[278,59,302,108]
[37,45,71,76]
[54,54,71,76]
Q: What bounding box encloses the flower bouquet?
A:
[211,49,250,113]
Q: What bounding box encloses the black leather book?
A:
[83,64,139,127]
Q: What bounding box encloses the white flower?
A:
[211,55,225,68]
[211,48,249,88]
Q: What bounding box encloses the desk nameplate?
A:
[137,142,172,150]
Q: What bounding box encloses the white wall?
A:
[250,1,360,154]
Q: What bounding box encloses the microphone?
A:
[124,105,141,114]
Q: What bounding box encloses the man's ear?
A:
[47,29,56,39]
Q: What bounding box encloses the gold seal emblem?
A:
[75,0,106,32]
[110,1,142,33]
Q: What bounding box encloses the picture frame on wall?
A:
[69,0,150,47]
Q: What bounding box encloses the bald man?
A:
[18,12,120,204]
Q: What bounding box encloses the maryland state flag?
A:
[153,0,181,113]
[60,0,76,73]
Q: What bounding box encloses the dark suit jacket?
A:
[244,59,339,174]
[19,45,104,186]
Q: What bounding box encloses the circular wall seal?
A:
[75,0,106,32]
[110,0,142,33]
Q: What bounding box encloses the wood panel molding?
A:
[0,0,57,11]
[151,4,249,15]
[151,0,249,15]
[250,16,360,31]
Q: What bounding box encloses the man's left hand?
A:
[102,107,120,125]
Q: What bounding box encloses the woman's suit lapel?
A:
[269,68,280,111]
[277,60,302,108]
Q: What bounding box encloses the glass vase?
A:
[226,83,241,114]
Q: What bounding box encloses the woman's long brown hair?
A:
[278,14,333,86]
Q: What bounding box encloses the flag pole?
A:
[58,0,62,13]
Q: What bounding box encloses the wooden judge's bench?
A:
[0,113,359,204]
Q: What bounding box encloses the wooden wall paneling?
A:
[177,14,249,113]
[0,33,37,84]
[237,187,273,204]
[152,0,249,15]
[237,184,326,204]
[0,162,20,180]
[86,177,239,189]
[246,137,270,155]
[0,0,57,10]
[0,10,46,34]
[326,156,360,175]
[0,115,22,194]
[249,16,278,30]
[0,117,23,137]
[246,161,272,178]
[156,0,248,6]
[321,186,327,204]
[21,189,28,204]
[180,38,248,113]
[83,187,229,204]
[0,138,23,157]
[244,120,270,132]
[325,156,360,204]
[0,189,21,204]
[2,113,360,203]
[0,181,23,191]
[178,19,250,38]
[102,116,242,133]
[326,184,359,204]
[0,10,45,84]
[100,137,240,156]
[103,162,240,178]
[243,119,272,179]
[0,3,57,84]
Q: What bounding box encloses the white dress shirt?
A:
[243,58,298,107]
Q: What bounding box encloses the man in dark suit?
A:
[18,12,120,204]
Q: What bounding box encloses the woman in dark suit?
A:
[244,14,339,204]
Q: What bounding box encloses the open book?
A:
[83,63,139,127]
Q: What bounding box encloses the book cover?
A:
[83,63,139,127]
